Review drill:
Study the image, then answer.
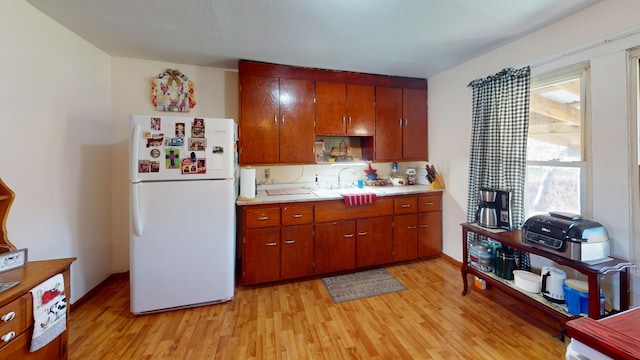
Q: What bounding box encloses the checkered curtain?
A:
[466,66,531,269]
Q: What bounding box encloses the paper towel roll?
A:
[240,167,256,199]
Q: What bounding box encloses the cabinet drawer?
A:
[418,193,442,212]
[315,198,393,222]
[0,294,28,342]
[244,207,280,228]
[282,206,313,226]
[394,196,417,214]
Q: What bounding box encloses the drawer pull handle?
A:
[292,214,303,218]
[358,232,367,236]
[401,204,412,208]
[265,242,277,246]
[344,234,354,238]
[424,202,435,205]
[420,224,429,228]
[408,226,417,230]
[257,216,270,221]
[284,240,295,244]
[1,331,15,342]
[1,312,15,322]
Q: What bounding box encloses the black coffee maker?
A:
[476,188,512,230]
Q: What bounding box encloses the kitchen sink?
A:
[311,187,386,198]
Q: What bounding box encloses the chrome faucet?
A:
[337,168,357,188]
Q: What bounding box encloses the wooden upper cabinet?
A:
[375,87,428,161]
[279,78,316,164]
[239,75,315,165]
[239,75,279,164]
[402,88,428,160]
[316,82,375,136]
[375,87,403,161]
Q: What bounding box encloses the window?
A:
[525,64,589,218]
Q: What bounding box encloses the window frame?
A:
[526,62,591,218]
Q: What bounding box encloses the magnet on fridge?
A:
[175,122,185,138]
[165,148,180,169]
[212,146,224,154]
[190,152,197,163]
[150,149,161,158]
[151,117,161,131]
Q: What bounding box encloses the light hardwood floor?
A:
[68,257,567,359]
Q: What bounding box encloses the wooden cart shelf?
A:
[461,223,634,322]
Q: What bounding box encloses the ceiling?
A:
[27,0,600,79]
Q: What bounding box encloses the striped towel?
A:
[30,274,67,352]
[342,193,377,206]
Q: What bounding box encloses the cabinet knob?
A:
[1,331,15,343]
[1,312,14,322]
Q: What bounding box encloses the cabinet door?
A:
[281,224,315,280]
[402,88,428,160]
[346,84,375,136]
[356,216,393,268]
[279,78,316,164]
[243,227,280,284]
[316,81,347,135]
[315,220,356,274]
[375,86,403,161]
[394,214,418,261]
[418,212,442,258]
[239,75,280,164]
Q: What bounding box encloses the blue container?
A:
[563,283,604,316]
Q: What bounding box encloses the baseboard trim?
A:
[70,271,129,312]
[439,253,462,268]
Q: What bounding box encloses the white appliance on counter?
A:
[129,114,237,314]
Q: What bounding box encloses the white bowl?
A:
[513,270,541,293]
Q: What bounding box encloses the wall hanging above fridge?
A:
[151,69,196,112]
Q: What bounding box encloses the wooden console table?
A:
[0,258,75,360]
[461,223,633,322]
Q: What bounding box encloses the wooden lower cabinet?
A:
[356,216,394,268]
[418,212,442,258]
[281,224,315,280]
[239,192,442,285]
[244,227,281,284]
[394,214,418,261]
[315,220,356,274]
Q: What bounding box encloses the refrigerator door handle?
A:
[131,183,143,236]
[130,122,141,183]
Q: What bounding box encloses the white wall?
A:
[0,1,112,303]
[110,58,239,272]
[429,0,640,307]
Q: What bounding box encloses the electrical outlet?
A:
[264,168,270,180]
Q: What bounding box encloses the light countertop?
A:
[236,184,442,205]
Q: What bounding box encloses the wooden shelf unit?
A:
[460,223,633,322]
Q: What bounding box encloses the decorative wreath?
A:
[151,69,196,112]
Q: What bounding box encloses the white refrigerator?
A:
[129,114,237,314]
